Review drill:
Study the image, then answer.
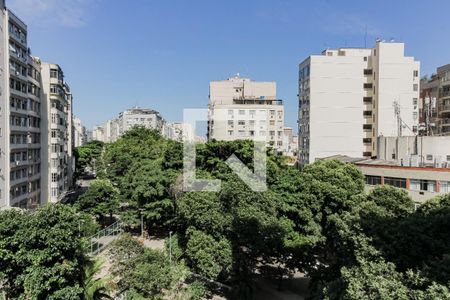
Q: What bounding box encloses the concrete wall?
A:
[378,135,450,166]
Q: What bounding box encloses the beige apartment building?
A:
[325,155,450,204]
[208,75,285,151]
[298,41,420,167]
[40,63,74,203]
[420,64,450,136]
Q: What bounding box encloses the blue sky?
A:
[8,0,450,133]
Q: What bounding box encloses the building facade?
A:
[324,155,450,204]
[73,116,87,147]
[377,135,450,167]
[0,2,74,208]
[93,107,165,143]
[208,75,285,151]
[0,5,43,208]
[419,64,450,136]
[298,41,420,166]
[40,63,73,203]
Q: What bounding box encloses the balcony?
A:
[439,118,450,127]
[439,104,450,115]
[440,90,450,99]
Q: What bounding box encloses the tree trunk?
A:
[277,267,283,291]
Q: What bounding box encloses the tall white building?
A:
[93,107,165,143]
[298,41,420,166]
[40,63,74,203]
[0,4,43,208]
[0,2,75,208]
[208,75,285,150]
[73,116,87,147]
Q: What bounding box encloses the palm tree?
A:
[82,258,112,300]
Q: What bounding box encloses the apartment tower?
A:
[40,63,73,203]
[420,64,450,136]
[208,75,285,151]
[0,4,43,208]
[298,41,420,166]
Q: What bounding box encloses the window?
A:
[441,181,450,193]
[363,97,372,103]
[227,120,234,126]
[384,177,407,189]
[413,111,418,120]
[363,56,368,61]
[363,151,372,157]
[227,110,233,115]
[363,69,373,75]
[413,84,418,91]
[51,173,57,182]
[364,83,373,89]
[447,155,450,162]
[413,70,419,77]
[365,175,381,185]
[50,69,58,78]
[238,120,245,126]
[228,130,233,136]
[413,98,418,106]
[238,110,245,115]
[426,154,433,161]
[410,179,436,192]
[363,124,372,130]
[269,120,275,126]
[363,110,372,117]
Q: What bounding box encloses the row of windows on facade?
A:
[51,144,65,153]
[226,109,283,117]
[51,158,64,169]
[11,97,41,113]
[9,78,41,97]
[364,83,418,92]
[10,115,40,128]
[10,165,40,181]
[9,40,27,61]
[9,59,41,83]
[365,175,450,193]
[10,150,40,163]
[9,21,27,43]
[51,129,65,139]
[51,113,66,126]
[226,130,284,138]
[51,99,66,112]
[50,69,63,81]
[10,180,41,200]
[10,133,40,144]
[227,119,283,126]
[50,84,66,97]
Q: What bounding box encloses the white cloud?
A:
[7,0,99,28]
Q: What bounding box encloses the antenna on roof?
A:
[364,25,367,48]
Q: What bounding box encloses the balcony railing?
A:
[439,118,450,127]
[439,90,450,98]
